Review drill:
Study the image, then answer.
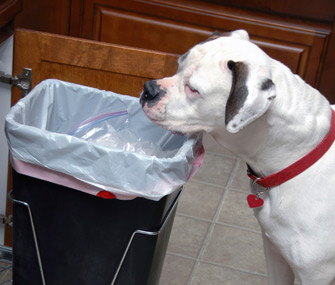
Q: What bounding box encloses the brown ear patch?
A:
[261,79,274,91]
[208,31,227,41]
[201,31,233,44]
[225,61,249,125]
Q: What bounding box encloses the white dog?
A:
[140,30,335,285]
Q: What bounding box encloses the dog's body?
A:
[140,30,335,284]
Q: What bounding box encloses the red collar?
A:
[247,109,335,208]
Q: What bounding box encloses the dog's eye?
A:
[185,84,200,96]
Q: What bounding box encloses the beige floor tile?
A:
[218,189,261,232]
[167,215,211,259]
[0,261,12,284]
[229,161,250,192]
[179,181,225,220]
[191,262,268,285]
[191,153,236,187]
[202,134,235,157]
[160,254,195,285]
[202,224,267,275]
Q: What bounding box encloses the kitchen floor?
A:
[159,133,269,285]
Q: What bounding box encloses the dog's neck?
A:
[211,63,332,178]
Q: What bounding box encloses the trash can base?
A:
[12,170,179,285]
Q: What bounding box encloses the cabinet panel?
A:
[0,0,22,43]
[94,6,307,77]
[208,0,335,23]
[12,29,178,104]
[14,0,70,35]
[94,6,307,75]
[253,40,307,77]
[0,0,22,27]
[10,0,334,101]
[40,62,149,97]
[86,1,329,89]
[93,7,211,55]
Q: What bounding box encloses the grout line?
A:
[189,178,225,189]
[175,213,262,235]
[199,259,268,278]
[165,252,269,281]
[165,251,197,261]
[175,212,213,223]
[214,221,262,234]
[224,158,242,190]
[187,158,241,284]
[186,209,221,284]
[229,187,250,194]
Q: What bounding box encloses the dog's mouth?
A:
[149,118,187,136]
[140,96,195,136]
[141,112,188,136]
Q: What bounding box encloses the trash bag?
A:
[5,79,204,200]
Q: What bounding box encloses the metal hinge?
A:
[0,214,12,227]
[0,67,32,97]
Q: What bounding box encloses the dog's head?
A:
[140,30,276,135]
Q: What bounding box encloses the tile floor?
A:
[0,261,12,285]
[0,134,300,284]
[159,133,269,285]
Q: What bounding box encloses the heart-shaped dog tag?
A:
[247,194,264,208]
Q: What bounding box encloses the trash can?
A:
[5,79,204,285]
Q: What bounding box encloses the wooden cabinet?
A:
[15,0,335,102]
[67,0,334,102]
[11,29,178,104]
[0,0,22,43]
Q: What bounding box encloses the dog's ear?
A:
[207,29,249,42]
[229,29,249,41]
[225,60,276,133]
[207,31,223,40]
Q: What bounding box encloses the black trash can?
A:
[11,169,181,285]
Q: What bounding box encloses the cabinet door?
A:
[11,29,179,105]
[5,29,178,245]
[76,0,332,100]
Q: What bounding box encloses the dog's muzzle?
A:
[140,80,166,107]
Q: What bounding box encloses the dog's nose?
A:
[140,80,166,106]
[142,80,161,99]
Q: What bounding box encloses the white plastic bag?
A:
[69,109,177,157]
[5,79,204,200]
